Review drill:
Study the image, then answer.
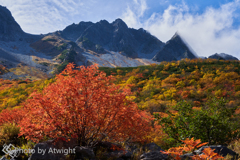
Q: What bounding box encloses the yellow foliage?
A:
[163,63,170,71]
[137,80,146,86]
[189,79,196,85]
[0,123,20,145]
[6,98,18,107]
[158,94,165,100]
[142,83,154,93]
[176,81,184,89]
[163,88,177,100]
[126,96,136,101]
[161,71,169,75]
[150,63,157,67]
[181,69,185,75]
[138,99,166,113]
[147,121,170,148]
[235,91,240,98]
[215,89,223,97]
[126,76,138,84]
[18,95,26,100]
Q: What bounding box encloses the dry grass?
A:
[30,35,70,57]
[32,56,59,66]
[9,65,50,80]
[227,139,240,160]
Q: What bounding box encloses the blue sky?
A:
[1,0,240,59]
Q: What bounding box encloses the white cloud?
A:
[122,0,240,59]
[122,0,148,28]
[0,0,129,34]
[0,0,91,34]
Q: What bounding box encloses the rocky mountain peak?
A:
[169,32,185,44]
[171,32,180,39]
[60,18,164,58]
[98,20,109,25]
[112,18,128,30]
[0,5,25,41]
[208,53,239,60]
[152,32,197,62]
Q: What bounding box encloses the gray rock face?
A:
[195,145,238,160]
[74,146,96,160]
[28,138,78,160]
[0,6,25,41]
[93,141,131,160]
[60,18,165,58]
[208,53,239,60]
[180,153,194,160]
[152,32,197,62]
[142,143,165,152]
[139,143,168,160]
[181,145,238,160]
[140,151,168,160]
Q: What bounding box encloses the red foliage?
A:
[19,63,152,146]
[0,108,25,126]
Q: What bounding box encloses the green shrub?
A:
[155,97,240,147]
[57,43,67,50]
[56,61,69,73]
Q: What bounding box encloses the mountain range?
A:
[0,5,238,80]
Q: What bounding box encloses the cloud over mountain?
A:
[122,0,240,59]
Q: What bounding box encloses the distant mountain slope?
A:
[0,6,25,41]
[152,33,197,62]
[60,18,165,59]
[208,53,239,60]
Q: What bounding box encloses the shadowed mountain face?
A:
[0,6,25,41]
[60,18,165,58]
[152,33,197,62]
[208,53,239,60]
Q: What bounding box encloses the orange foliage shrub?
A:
[19,63,153,146]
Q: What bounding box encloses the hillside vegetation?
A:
[0,58,240,159]
[100,58,240,110]
[99,58,240,147]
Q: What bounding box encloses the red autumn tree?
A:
[19,63,152,147]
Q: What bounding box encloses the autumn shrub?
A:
[0,123,20,146]
[155,98,240,147]
[19,63,153,147]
